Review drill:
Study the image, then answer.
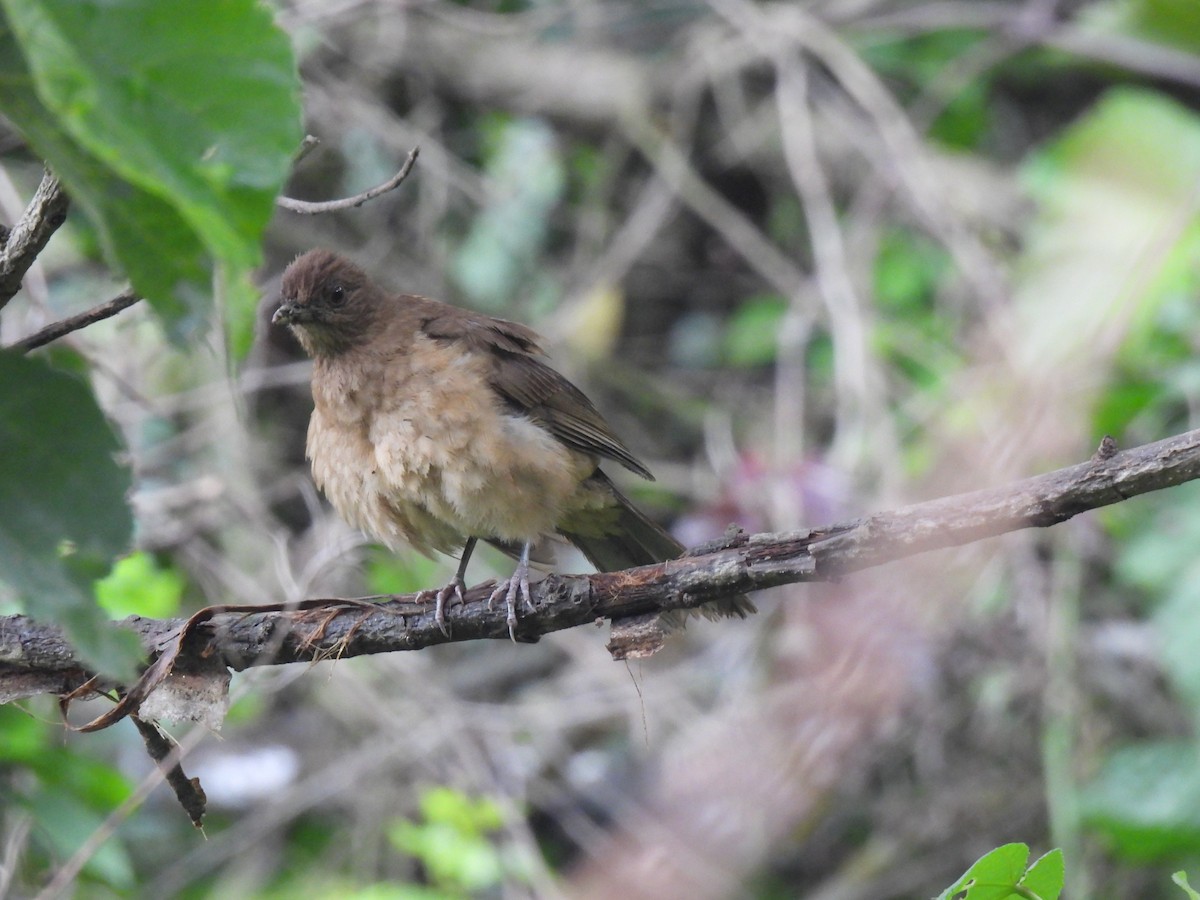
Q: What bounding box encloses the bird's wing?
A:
[420,309,653,480]
[421,309,544,355]
[489,352,653,479]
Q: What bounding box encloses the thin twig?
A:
[277,146,420,214]
[621,117,807,299]
[9,289,142,352]
[130,716,206,827]
[0,815,31,898]
[294,134,321,165]
[0,170,70,311]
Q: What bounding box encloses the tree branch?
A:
[0,169,70,311]
[276,147,420,215]
[3,428,1199,704]
[8,289,142,352]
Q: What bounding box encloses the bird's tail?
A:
[560,473,756,625]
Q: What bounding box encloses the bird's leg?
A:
[487,541,532,642]
[422,537,477,637]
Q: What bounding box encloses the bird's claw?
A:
[419,575,465,637]
[487,568,531,642]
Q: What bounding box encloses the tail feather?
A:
[559,473,755,623]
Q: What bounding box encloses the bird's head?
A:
[274,249,377,357]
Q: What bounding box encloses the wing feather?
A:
[419,308,653,479]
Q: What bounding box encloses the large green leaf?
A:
[1014,88,1200,384]
[0,0,301,337]
[1081,741,1200,861]
[0,33,210,335]
[1101,0,1200,54]
[0,351,141,679]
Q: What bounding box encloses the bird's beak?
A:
[272,300,303,326]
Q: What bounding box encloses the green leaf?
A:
[5,0,299,255]
[95,551,184,619]
[365,549,443,597]
[420,786,504,833]
[1105,0,1200,54]
[1015,87,1200,371]
[723,294,788,367]
[27,785,135,888]
[1174,871,1200,899]
[0,705,48,763]
[0,351,141,679]
[0,23,209,337]
[1152,568,1200,714]
[874,227,949,312]
[856,30,992,149]
[937,843,1037,900]
[0,0,301,338]
[1019,849,1064,900]
[1081,741,1200,860]
[389,787,507,893]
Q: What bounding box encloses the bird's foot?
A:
[418,575,465,637]
[487,560,532,642]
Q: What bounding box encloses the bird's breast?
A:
[306,335,596,553]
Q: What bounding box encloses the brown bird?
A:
[272,249,754,638]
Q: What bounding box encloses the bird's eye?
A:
[328,284,346,306]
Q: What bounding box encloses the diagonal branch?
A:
[9,289,141,352]
[277,147,420,215]
[3,428,1199,704]
[0,169,70,310]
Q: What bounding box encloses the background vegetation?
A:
[4,0,1200,896]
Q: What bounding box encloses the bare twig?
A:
[294,134,321,165]
[0,170,70,311]
[621,117,807,299]
[130,717,206,827]
[4,428,1200,702]
[9,289,142,352]
[277,146,420,214]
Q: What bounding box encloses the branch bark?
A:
[3,428,1198,704]
[0,169,69,311]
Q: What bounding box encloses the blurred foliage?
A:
[365,548,444,597]
[723,293,789,367]
[860,29,994,150]
[0,704,137,890]
[452,116,565,316]
[1081,741,1200,861]
[387,787,517,896]
[4,0,1200,897]
[0,351,141,679]
[872,227,955,389]
[0,0,302,343]
[95,551,185,620]
[1177,871,1200,898]
[1105,0,1200,54]
[0,0,300,671]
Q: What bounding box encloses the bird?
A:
[272,249,755,639]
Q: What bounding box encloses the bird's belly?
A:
[371,401,594,546]
[306,408,463,556]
